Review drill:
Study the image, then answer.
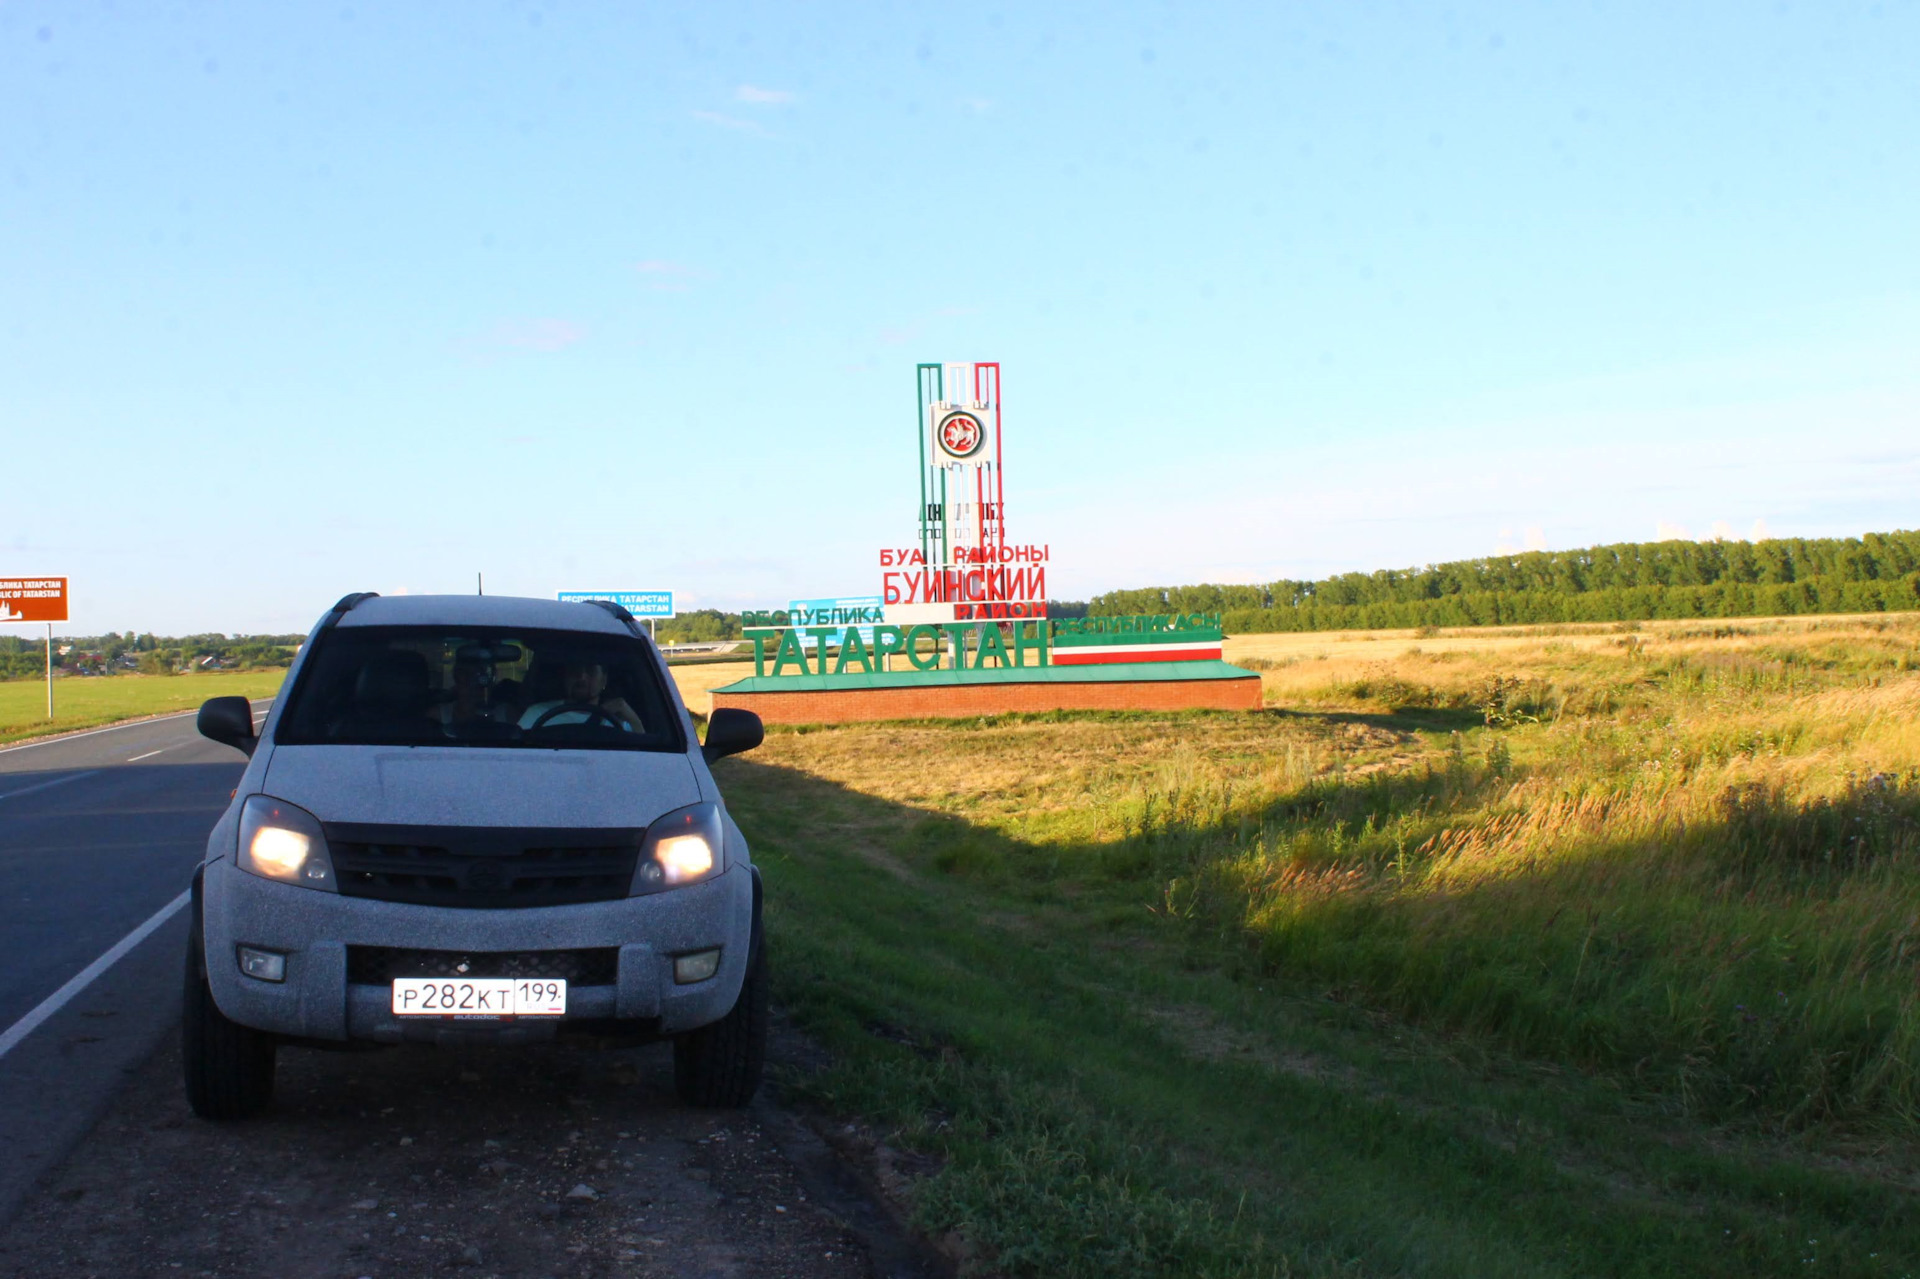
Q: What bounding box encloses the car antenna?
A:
[477,572,484,596]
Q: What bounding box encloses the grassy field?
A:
[718,611,1920,1276]
[0,671,289,746]
[665,657,756,708]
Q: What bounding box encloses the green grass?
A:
[734,754,1916,1277]
[0,670,288,745]
[723,615,1920,1276]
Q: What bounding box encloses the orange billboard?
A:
[0,577,69,624]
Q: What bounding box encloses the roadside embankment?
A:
[0,672,288,748]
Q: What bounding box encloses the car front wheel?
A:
[672,925,768,1108]
[182,914,277,1120]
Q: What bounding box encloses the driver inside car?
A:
[516,658,645,733]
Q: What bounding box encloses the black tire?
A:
[182,916,277,1120]
[672,926,768,1108]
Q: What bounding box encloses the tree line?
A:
[1089,532,1920,631]
[0,631,307,681]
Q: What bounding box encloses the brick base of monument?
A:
[710,674,1264,725]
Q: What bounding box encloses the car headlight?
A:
[631,801,724,894]
[236,795,338,891]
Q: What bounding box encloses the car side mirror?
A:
[198,696,257,757]
[701,708,763,763]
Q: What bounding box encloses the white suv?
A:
[184,592,767,1118]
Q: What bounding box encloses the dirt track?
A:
[0,1024,942,1279]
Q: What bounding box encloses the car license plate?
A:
[390,978,567,1018]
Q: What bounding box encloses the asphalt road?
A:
[0,704,267,1224]
[0,710,944,1277]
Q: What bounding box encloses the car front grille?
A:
[323,823,644,909]
[347,946,621,986]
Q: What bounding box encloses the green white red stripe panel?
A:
[1050,629,1219,646]
[1051,640,1224,665]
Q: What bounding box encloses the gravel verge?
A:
[0,1021,947,1279]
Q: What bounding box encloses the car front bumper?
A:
[199,856,754,1043]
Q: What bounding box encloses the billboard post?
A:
[0,577,70,720]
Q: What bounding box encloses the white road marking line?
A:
[0,699,274,755]
[0,771,100,802]
[0,889,191,1062]
[126,749,166,763]
[0,712,194,753]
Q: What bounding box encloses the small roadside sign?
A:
[556,590,675,619]
[0,576,68,624]
[0,576,69,720]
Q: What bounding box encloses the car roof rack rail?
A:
[580,598,646,638]
[314,591,379,638]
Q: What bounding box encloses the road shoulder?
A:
[0,1015,948,1279]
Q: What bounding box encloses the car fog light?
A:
[673,949,721,985]
[237,946,286,983]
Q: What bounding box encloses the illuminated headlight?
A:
[632,801,724,894]
[236,795,338,891]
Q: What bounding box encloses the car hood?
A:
[259,745,702,828]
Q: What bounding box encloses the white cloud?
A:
[1655,520,1690,541]
[1524,527,1548,551]
[691,110,770,136]
[735,84,796,106]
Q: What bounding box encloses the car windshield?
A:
[274,625,684,752]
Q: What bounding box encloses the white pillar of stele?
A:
[883,363,1049,628]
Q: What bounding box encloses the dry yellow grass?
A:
[1227,610,1920,706]
[663,660,756,712]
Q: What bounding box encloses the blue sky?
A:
[3,1,1916,634]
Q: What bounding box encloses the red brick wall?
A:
[710,676,1263,724]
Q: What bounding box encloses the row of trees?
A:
[0,631,306,680]
[1216,575,1920,633]
[1090,533,1920,630]
[653,610,745,644]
